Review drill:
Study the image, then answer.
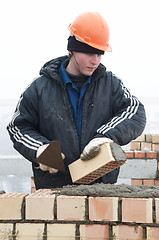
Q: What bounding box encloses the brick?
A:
[125,151,134,159]
[25,189,55,220]
[0,223,13,240]
[147,227,159,239]
[31,177,36,193]
[15,223,45,240]
[155,180,159,186]
[134,134,145,142]
[0,193,27,220]
[146,151,157,159]
[141,142,152,151]
[68,143,125,184]
[130,142,141,151]
[146,134,152,143]
[155,198,159,223]
[113,225,143,239]
[134,151,145,159]
[47,223,76,240]
[152,135,159,143]
[57,195,86,221]
[152,143,159,151]
[89,197,118,221]
[131,179,143,185]
[143,179,155,185]
[122,198,153,223]
[80,224,109,240]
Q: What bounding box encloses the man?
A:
[7,12,146,189]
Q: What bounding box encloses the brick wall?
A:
[117,134,159,186]
[1,189,159,239]
[1,134,159,239]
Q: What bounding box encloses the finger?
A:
[40,164,49,171]
[61,153,65,160]
[49,168,58,174]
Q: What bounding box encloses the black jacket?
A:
[7,56,146,188]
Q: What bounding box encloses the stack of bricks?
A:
[130,134,159,152]
[1,189,159,239]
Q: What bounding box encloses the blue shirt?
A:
[58,62,92,147]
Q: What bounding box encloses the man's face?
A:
[68,52,102,76]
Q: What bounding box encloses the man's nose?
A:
[90,54,100,64]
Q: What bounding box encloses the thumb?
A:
[80,146,101,161]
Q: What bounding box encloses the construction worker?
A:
[7,12,146,189]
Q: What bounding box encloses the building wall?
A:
[1,189,159,239]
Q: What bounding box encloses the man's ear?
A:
[68,51,73,59]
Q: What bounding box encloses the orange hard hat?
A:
[68,12,112,52]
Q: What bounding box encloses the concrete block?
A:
[0,193,27,220]
[119,159,158,179]
[69,143,125,184]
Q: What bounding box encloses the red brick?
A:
[152,135,159,143]
[131,179,143,185]
[89,197,118,221]
[155,180,159,187]
[146,151,157,159]
[152,144,159,151]
[113,225,143,239]
[122,198,153,223]
[80,224,109,240]
[125,151,134,159]
[134,151,145,159]
[131,142,141,151]
[147,226,159,239]
[143,179,155,185]
[57,195,86,221]
[141,142,152,151]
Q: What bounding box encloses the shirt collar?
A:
[59,60,92,86]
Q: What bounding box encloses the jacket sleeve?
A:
[95,73,146,145]
[7,80,50,162]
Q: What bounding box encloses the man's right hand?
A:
[36,144,65,174]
